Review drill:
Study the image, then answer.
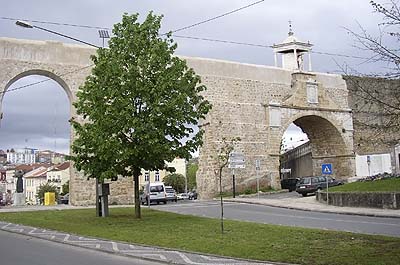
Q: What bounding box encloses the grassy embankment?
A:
[330,177,400,192]
[1,207,400,265]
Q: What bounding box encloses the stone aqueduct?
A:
[0,37,355,205]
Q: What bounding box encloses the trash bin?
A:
[44,192,56,206]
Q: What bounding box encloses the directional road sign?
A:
[228,152,245,169]
[321,163,333,175]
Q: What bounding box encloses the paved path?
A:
[0,221,290,265]
[0,230,165,265]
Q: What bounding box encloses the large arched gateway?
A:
[0,33,355,204]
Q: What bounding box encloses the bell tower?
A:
[272,22,313,71]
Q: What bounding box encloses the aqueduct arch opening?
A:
[2,69,74,103]
[280,115,353,180]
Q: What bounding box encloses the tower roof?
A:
[272,31,313,53]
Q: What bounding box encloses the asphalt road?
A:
[153,197,400,237]
[0,230,165,265]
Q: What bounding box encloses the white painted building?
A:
[6,148,37,164]
[46,162,70,194]
[355,153,392,177]
[139,158,187,187]
[24,166,48,204]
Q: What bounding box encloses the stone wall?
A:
[0,38,134,206]
[345,76,400,155]
[186,58,355,198]
[1,38,357,203]
[317,191,400,209]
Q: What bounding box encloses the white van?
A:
[141,182,167,205]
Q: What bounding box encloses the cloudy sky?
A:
[0,0,387,154]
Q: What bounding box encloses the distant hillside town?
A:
[0,147,188,206]
[0,148,70,205]
[0,148,67,165]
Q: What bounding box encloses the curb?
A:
[224,199,400,219]
[0,221,293,265]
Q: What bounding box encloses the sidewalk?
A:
[225,193,400,218]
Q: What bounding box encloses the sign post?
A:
[255,159,260,199]
[228,152,245,198]
[321,163,332,205]
[367,155,371,176]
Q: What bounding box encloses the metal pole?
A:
[185,172,188,194]
[148,176,151,208]
[326,176,329,205]
[232,168,236,198]
[257,171,259,199]
[256,159,260,199]
[95,178,100,217]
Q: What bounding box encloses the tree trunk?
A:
[133,173,141,219]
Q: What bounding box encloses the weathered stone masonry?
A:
[0,37,356,204]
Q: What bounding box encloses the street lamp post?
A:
[15,20,99,48]
[15,20,100,212]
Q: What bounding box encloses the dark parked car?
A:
[188,190,197,200]
[59,193,69,204]
[0,193,6,206]
[280,178,299,192]
[296,176,343,197]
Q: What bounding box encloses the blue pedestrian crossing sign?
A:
[321,164,333,175]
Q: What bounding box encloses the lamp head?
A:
[16,20,33,29]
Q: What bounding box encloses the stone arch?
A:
[2,69,73,104]
[279,114,354,179]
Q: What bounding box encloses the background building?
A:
[139,158,186,187]
[6,148,37,164]
[46,161,70,194]
[24,166,49,204]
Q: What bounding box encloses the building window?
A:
[144,172,149,182]
[155,171,160,182]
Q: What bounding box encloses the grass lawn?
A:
[330,177,400,192]
[1,207,400,265]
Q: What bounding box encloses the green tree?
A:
[214,137,240,234]
[70,12,211,218]
[36,183,59,204]
[163,173,186,193]
[186,161,198,191]
[61,180,69,195]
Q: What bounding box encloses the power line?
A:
[0,16,111,30]
[2,13,370,60]
[1,0,265,34]
[172,34,269,48]
[166,0,265,34]
[173,34,372,60]
[0,64,93,96]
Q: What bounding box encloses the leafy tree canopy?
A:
[70,12,211,182]
[186,160,198,190]
[69,12,211,217]
[62,180,69,195]
[163,173,186,193]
